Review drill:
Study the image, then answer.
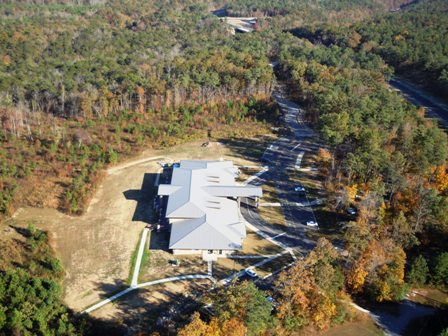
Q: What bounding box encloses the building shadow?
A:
[123,173,159,225]
[149,230,170,250]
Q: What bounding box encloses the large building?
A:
[158,160,262,260]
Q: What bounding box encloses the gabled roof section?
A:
[158,184,181,196]
[170,216,243,250]
[167,201,205,218]
[157,160,262,250]
[203,185,262,198]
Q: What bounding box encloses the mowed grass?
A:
[221,135,276,163]
[139,229,207,283]
[255,253,294,278]
[408,288,448,308]
[258,181,286,228]
[239,231,283,256]
[322,318,384,336]
[213,230,284,280]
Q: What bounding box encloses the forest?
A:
[277,29,448,303]
[0,0,447,335]
[0,0,279,218]
[297,0,448,99]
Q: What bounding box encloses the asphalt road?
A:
[390,77,448,129]
[241,88,321,256]
[242,77,448,256]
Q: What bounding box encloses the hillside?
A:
[0,0,447,335]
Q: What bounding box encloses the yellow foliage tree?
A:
[347,259,368,293]
[221,318,247,336]
[345,184,358,204]
[178,312,213,336]
[434,165,448,193]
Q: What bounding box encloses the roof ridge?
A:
[211,219,242,242]
[169,216,206,247]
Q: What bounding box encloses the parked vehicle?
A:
[294,185,305,192]
[169,259,180,266]
[306,220,318,227]
[245,268,258,278]
[347,207,357,215]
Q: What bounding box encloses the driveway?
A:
[241,89,320,255]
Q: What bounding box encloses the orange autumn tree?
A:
[178,313,221,336]
[221,318,247,336]
[346,238,407,302]
[178,314,246,336]
[178,281,270,336]
[178,312,212,336]
[275,239,344,333]
[433,165,448,194]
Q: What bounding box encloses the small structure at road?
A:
[221,17,258,34]
[158,160,262,260]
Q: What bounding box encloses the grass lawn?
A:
[139,229,208,282]
[139,248,207,283]
[239,230,284,255]
[213,257,266,280]
[322,318,384,336]
[255,253,294,277]
[221,135,276,163]
[258,182,286,229]
[408,287,448,308]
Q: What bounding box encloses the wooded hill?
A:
[0,0,279,218]
[296,0,448,99]
[0,0,447,335]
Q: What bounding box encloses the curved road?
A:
[390,77,448,129]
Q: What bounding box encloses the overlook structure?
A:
[158,160,262,260]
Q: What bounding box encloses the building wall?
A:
[172,249,202,255]
[172,249,236,260]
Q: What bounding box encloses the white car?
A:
[347,207,357,215]
[245,268,258,278]
[306,221,318,227]
[294,186,305,192]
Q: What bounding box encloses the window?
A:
[208,250,213,254]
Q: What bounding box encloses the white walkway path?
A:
[83,274,215,314]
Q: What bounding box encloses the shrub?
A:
[406,255,429,287]
[433,252,448,286]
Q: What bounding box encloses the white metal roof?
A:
[157,160,261,250]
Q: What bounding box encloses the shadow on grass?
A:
[94,278,128,300]
[84,281,208,335]
[253,244,283,256]
[80,313,127,336]
[218,136,273,163]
